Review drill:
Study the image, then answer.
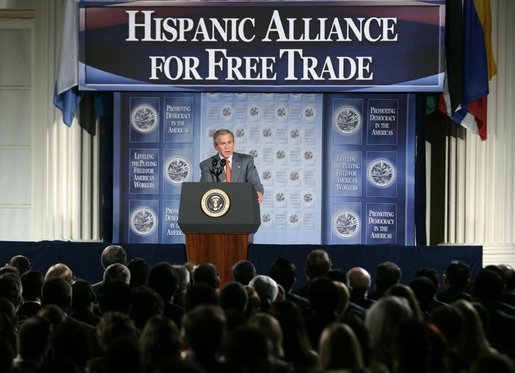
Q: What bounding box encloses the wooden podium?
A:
[178,182,260,284]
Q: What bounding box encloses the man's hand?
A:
[257,191,263,204]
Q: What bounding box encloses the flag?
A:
[53,0,83,127]
[439,0,495,140]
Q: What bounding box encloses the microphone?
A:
[211,157,222,182]
[220,159,226,167]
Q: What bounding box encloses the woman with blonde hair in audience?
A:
[453,299,497,365]
[317,322,364,372]
[44,263,75,285]
[248,312,285,360]
[386,284,424,321]
[365,295,414,371]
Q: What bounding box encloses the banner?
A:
[79,0,445,92]
[113,92,415,245]
[323,93,415,244]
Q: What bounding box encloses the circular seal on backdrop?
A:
[290,128,300,139]
[249,149,259,159]
[131,104,158,133]
[262,170,272,181]
[235,128,245,138]
[276,105,288,120]
[303,105,316,120]
[130,207,158,236]
[333,209,361,238]
[165,156,192,185]
[368,159,396,188]
[262,127,273,138]
[276,150,286,160]
[334,106,361,135]
[289,171,300,181]
[220,105,233,120]
[201,189,230,217]
[248,105,260,119]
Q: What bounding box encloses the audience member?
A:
[71,278,99,327]
[269,257,310,311]
[100,244,128,270]
[248,312,285,360]
[193,263,221,290]
[304,276,340,349]
[327,268,348,285]
[95,280,132,315]
[317,322,364,372]
[436,260,471,304]
[294,249,332,298]
[393,320,450,373]
[332,281,351,318]
[126,258,149,288]
[409,276,445,318]
[7,255,31,276]
[368,261,402,301]
[50,318,96,370]
[365,295,414,371]
[146,261,183,327]
[18,270,43,322]
[103,336,142,373]
[501,265,515,307]
[243,285,261,319]
[268,300,318,373]
[140,314,182,372]
[414,267,441,291]
[224,324,293,373]
[92,244,128,292]
[468,351,515,373]
[90,311,140,373]
[0,273,23,312]
[0,298,17,359]
[471,268,515,355]
[181,304,227,373]
[171,264,191,308]
[103,263,131,285]
[231,260,256,286]
[36,304,66,328]
[347,266,375,309]
[11,316,52,373]
[219,281,248,330]
[44,263,74,285]
[129,285,163,330]
[249,275,280,312]
[184,283,219,312]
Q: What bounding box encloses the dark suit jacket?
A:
[200,152,264,194]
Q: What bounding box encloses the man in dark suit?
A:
[200,128,264,203]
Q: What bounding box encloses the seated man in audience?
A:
[436,260,471,304]
[368,261,402,300]
[7,255,32,276]
[248,275,280,312]
[231,260,256,286]
[92,244,128,293]
[18,270,44,322]
[293,249,332,299]
[193,263,221,290]
[347,267,375,309]
[269,257,309,311]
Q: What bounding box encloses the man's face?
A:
[214,133,235,159]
